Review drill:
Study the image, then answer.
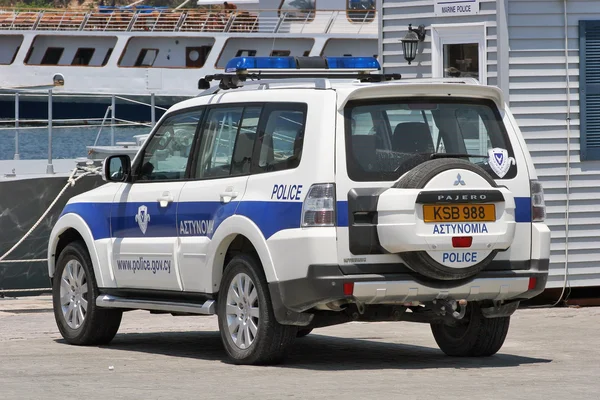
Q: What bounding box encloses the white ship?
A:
[0,0,378,120]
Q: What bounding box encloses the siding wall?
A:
[508,0,600,288]
[380,0,600,289]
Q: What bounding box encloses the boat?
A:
[0,0,378,122]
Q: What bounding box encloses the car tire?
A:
[394,158,500,281]
[296,328,313,338]
[430,302,510,357]
[217,254,297,365]
[52,240,122,345]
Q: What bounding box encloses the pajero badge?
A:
[488,148,515,178]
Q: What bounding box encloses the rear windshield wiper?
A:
[429,153,489,160]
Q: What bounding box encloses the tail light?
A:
[531,180,546,222]
[301,183,336,227]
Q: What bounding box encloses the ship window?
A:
[235,49,257,57]
[102,48,113,66]
[134,48,159,67]
[186,46,211,68]
[278,0,316,22]
[72,48,95,66]
[270,50,291,56]
[347,0,375,23]
[41,47,64,65]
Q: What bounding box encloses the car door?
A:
[177,105,261,292]
[110,108,204,291]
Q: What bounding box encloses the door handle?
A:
[219,191,238,204]
[157,192,174,208]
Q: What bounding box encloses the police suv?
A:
[48,56,550,365]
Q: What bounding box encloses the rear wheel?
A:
[430,302,510,357]
[217,254,297,365]
[52,241,122,345]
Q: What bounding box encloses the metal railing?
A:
[0,8,378,34]
[0,89,164,172]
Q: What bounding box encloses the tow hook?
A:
[432,299,468,321]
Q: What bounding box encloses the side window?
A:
[231,107,262,176]
[196,107,244,179]
[138,110,203,181]
[258,104,307,172]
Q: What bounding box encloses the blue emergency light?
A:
[224,56,381,73]
[199,56,398,91]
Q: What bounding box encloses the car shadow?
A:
[55,330,552,371]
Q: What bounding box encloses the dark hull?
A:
[0,175,105,296]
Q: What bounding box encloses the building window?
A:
[41,47,64,65]
[186,46,212,68]
[134,48,159,67]
[71,48,95,66]
[580,20,600,161]
[347,0,375,23]
[235,49,257,57]
[279,0,316,22]
[102,48,113,66]
[443,43,479,80]
[270,50,291,57]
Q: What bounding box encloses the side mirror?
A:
[103,155,132,182]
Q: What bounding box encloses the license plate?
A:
[423,204,496,223]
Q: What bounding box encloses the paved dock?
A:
[1,295,599,399]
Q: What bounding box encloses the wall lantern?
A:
[401,24,426,65]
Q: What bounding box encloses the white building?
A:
[379,0,600,292]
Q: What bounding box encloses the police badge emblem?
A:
[488,148,515,178]
[135,205,150,235]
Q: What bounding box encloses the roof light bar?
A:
[224,56,381,72]
[199,56,400,91]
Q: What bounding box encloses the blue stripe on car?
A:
[60,197,533,241]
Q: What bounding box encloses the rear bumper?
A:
[269,259,549,325]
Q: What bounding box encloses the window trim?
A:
[343,97,517,182]
[431,23,487,84]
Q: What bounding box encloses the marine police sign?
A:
[434,0,480,16]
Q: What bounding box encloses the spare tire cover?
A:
[392,158,503,281]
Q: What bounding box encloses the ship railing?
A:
[0,8,378,34]
[0,88,165,173]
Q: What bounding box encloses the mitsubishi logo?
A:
[135,205,150,235]
[454,173,466,186]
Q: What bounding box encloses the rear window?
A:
[344,98,517,182]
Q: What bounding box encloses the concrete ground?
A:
[0,296,598,400]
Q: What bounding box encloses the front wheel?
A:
[217,254,296,365]
[52,241,122,345]
[430,303,510,357]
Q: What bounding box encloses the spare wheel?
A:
[376,158,517,281]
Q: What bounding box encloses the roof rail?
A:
[196,77,335,96]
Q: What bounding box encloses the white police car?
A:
[48,56,550,365]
